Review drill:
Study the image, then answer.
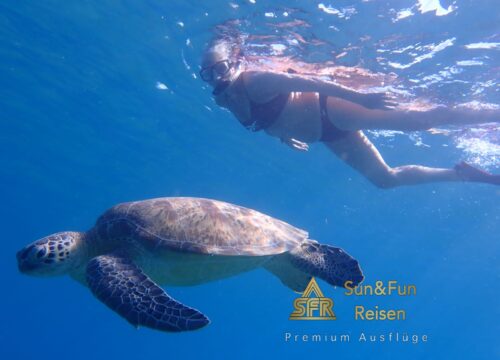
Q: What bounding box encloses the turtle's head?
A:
[17,231,86,276]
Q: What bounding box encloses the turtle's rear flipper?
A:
[86,254,209,332]
[289,240,364,288]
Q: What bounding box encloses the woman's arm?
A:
[244,71,395,110]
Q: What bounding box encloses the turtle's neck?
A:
[67,231,93,285]
[69,229,121,285]
[81,227,117,259]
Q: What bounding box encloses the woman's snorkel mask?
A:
[199,59,241,96]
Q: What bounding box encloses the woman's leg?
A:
[326,97,498,131]
[324,131,500,188]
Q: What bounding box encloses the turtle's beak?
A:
[18,260,37,273]
[16,244,46,274]
[17,246,35,273]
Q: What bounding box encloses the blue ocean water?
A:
[1,1,499,359]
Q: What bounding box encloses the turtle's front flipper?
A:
[86,254,209,332]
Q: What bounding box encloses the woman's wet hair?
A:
[203,21,246,65]
[204,38,241,65]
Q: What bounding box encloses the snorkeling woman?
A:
[200,40,500,188]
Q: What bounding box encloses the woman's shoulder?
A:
[241,70,271,81]
[239,71,282,102]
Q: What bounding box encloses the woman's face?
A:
[200,51,235,87]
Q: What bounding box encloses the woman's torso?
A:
[216,72,324,142]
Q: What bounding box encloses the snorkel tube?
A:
[212,80,232,96]
[211,60,242,96]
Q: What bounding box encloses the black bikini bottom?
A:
[319,94,351,142]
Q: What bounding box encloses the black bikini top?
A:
[231,75,289,132]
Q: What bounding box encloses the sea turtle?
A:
[17,197,363,332]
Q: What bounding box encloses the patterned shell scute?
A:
[97,197,309,256]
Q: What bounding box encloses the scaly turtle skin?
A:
[17,197,363,332]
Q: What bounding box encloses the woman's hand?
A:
[281,138,309,152]
[356,92,397,110]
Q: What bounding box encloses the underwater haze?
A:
[1,1,499,359]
